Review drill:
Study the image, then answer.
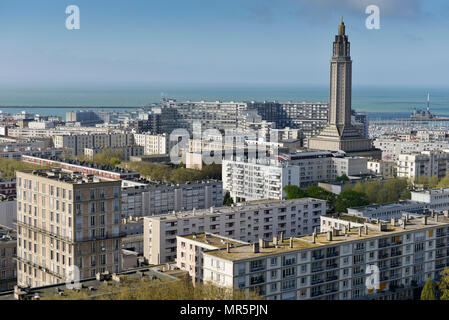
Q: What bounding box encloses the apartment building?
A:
[121,179,223,219]
[0,226,16,292]
[0,179,16,197]
[54,133,135,156]
[144,198,326,265]
[0,195,16,229]
[84,146,144,161]
[374,138,449,162]
[202,214,449,300]
[133,133,170,155]
[397,150,449,181]
[176,233,248,284]
[16,169,124,288]
[223,151,368,203]
[367,160,396,179]
[411,188,449,212]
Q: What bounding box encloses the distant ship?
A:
[410,93,435,120]
[396,93,449,122]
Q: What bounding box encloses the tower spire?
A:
[338,16,345,35]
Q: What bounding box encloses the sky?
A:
[1,0,449,88]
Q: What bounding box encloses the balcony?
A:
[250,266,265,273]
[436,263,446,269]
[325,275,338,282]
[326,252,339,258]
[378,243,390,248]
[326,264,338,270]
[436,242,446,248]
[391,251,402,257]
[311,291,323,298]
[312,254,325,261]
[311,278,324,285]
[250,276,265,285]
[311,266,324,273]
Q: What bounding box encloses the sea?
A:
[0,85,448,121]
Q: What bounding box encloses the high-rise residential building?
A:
[202,214,449,300]
[308,20,380,159]
[66,111,103,127]
[374,138,449,162]
[15,169,124,288]
[222,151,368,203]
[143,198,326,265]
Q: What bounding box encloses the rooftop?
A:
[0,225,17,242]
[181,233,248,249]
[204,215,449,261]
[149,198,324,221]
[19,169,119,185]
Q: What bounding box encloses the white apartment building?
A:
[397,150,449,181]
[133,133,170,155]
[346,201,428,220]
[411,187,449,212]
[176,233,248,284]
[367,160,396,179]
[143,198,326,264]
[203,214,449,300]
[223,151,368,203]
[374,138,449,162]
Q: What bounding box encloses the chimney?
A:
[402,218,406,229]
[326,231,333,241]
[312,232,316,244]
[289,237,293,248]
[436,214,439,222]
[364,226,368,235]
[259,238,265,249]
[423,216,428,225]
[358,227,362,237]
[280,232,284,243]
[431,209,435,218]
[342,225,347,235]
[226,243,230,253]
[253,242,260,253]
[273,236,278,246]
[391,218,395,227]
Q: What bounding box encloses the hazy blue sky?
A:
[1,0,448,87]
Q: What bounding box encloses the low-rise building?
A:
[176,233,248,284]
[84,146,144,161]
[367,160,396,179]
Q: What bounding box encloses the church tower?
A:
[308,19,381,159]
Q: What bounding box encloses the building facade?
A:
[16,170,124,288]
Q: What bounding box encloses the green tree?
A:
[421,277,436,300]
[283,185,307,200]
[438,268,449,300]
[438,175,449,188]
[429,176,439,189]
[335,174,349,182]
[223,192,234,206]
[335,190,370,213]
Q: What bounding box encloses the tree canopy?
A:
[421,277,436,300]
[334,190,370,213]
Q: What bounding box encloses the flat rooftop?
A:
[412,187,449,195]
[349,200,424,212]
[204,216,449,261]
[150,198,324,221]
[0,225,17,242]
[181,233,248,248]
[20,169,119,185]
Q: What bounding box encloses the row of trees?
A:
[122,162,222,183]
[342,178,411,205]
[43,277,264,300]
[0,158,44,179]
[416,174,449,189]
[283,185,370,213]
